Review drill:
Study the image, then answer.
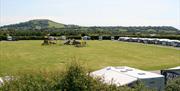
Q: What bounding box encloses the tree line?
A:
[0,26,180,40]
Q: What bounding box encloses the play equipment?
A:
[41,34,87,47]
[63,38,87,47]
[42,34,57,45]
[74,39,86,47]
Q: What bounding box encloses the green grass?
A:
[48,20,65,28]
[0,40,180,76]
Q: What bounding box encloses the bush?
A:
[132,81,156,91]
[0,71,62,91]
[60,62,92,91]
[165,77,180,91]
[16,36,44,40]
[0,35,7,40]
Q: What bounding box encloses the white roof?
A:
[132,38,138,39]
[90,67,137,86]
[171,40,180,43]
[91,66,164,86]
[83,36,89,37]
[169,66,180,70]
[110,66,163,79]
[157,39,170,41]
[119,37,180,43]
[7,36,12,38]
[119,37,130,39]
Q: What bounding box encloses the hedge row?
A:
[0,35,180,40]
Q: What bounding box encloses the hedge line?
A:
[0,35,180,40]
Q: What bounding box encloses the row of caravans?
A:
[118,37,180,47]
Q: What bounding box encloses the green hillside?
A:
[1,19,66,29]
[48,20,65,28]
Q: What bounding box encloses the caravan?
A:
[91,66,165,91]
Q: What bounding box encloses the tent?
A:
[82,36,91,40]
[91,66,165,91]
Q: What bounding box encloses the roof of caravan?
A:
[119,37,130,39]
[157,39,171,41]
[118,37,180,42]
[164,66,180,75]
[171,40,180,43]
[91,66,164,86]
[90,67,137,86]
[110,66,164,79]
[169,66,180,70]
[7,36,12,38]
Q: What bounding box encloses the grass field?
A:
[0,40,180,76]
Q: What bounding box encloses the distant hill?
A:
[0,19,179,39]
[0,19,67,29]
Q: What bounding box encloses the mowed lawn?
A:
[0,40,180,75]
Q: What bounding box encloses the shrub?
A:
[60,62,92,91]
[0,71,62,91]
[132,81,156,91]
[0,35,7,40]
[165,77,180,91]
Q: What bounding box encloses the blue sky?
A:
[0,0,180,29]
